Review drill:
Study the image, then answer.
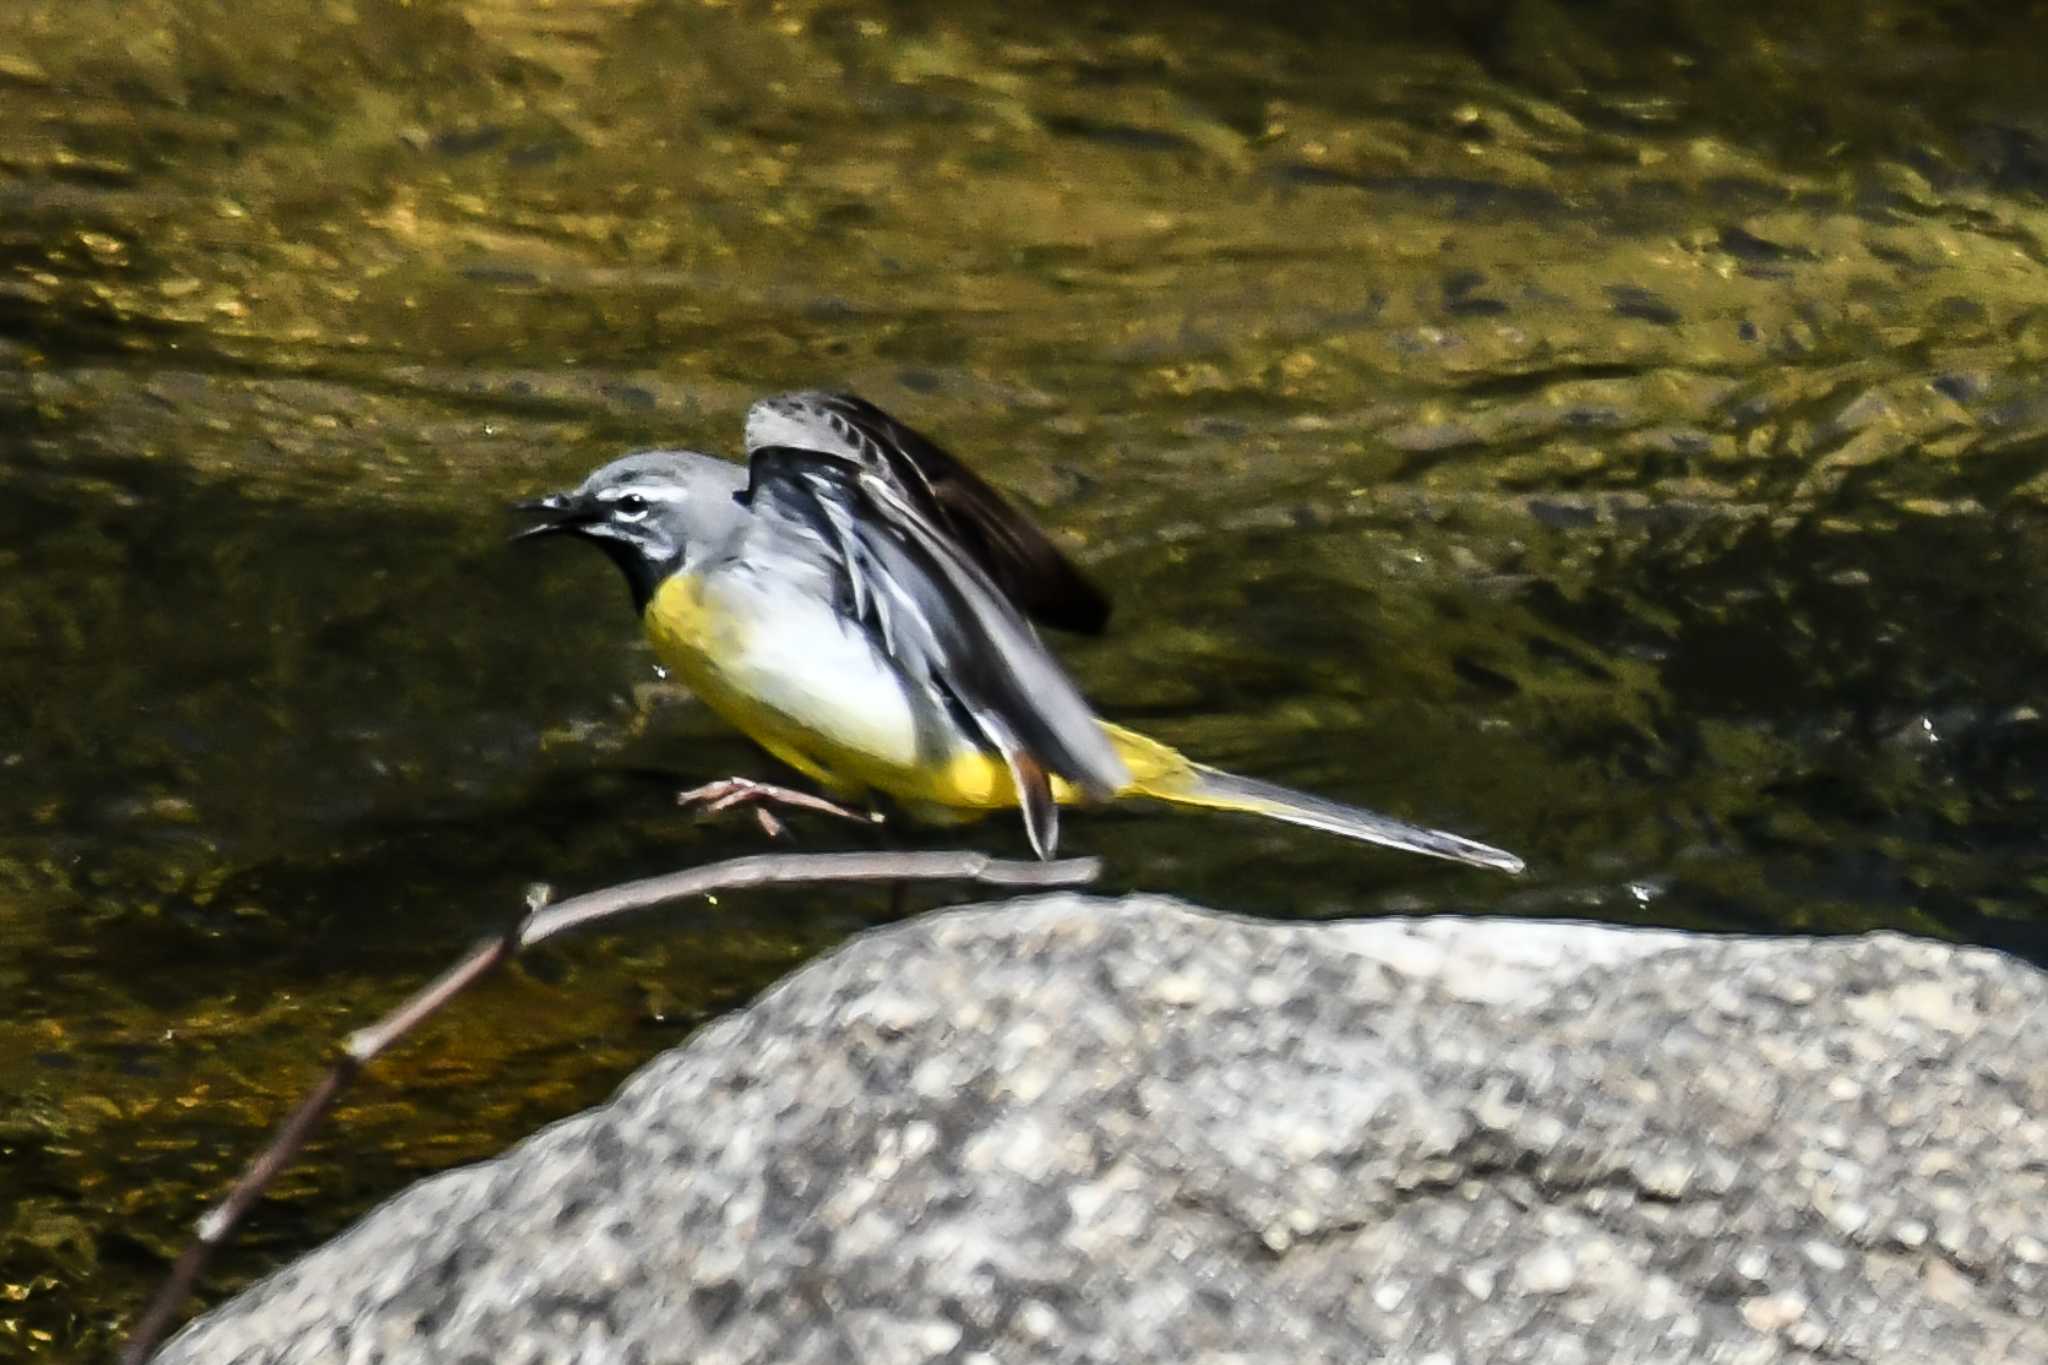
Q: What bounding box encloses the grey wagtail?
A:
[517,390,1523,873]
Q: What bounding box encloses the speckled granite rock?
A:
[158,895,2047,1365]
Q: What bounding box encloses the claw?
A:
[676,777,880,827]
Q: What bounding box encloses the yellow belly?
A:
[643,571,1021,808]
[641,570,1177,813]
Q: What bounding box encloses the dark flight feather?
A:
[744,391,1111,635]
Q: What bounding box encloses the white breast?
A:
[701,568,928,772]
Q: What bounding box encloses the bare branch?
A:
[122,849,1098,1365]
[521,850,1099,943]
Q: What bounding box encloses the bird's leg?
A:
[676,777,882,832]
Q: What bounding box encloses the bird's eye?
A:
[615,493,650,520]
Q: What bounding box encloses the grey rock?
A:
[159,896,2048,1365]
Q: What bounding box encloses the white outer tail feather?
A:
[1173,764,1526,874]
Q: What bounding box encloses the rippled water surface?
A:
[7,0,2048,1352]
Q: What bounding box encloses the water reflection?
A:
[5,0,2048,1354]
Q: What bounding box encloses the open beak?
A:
[511,490,589,542]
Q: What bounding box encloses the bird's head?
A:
[515,450,746,611]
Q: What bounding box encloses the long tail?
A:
[1103,724,1525,874]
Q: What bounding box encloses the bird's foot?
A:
[676,777,882,840]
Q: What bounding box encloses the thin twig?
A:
[122,849,1098,1365]
[519,850,1096,943]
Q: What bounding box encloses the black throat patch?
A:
[590,537,677,615]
